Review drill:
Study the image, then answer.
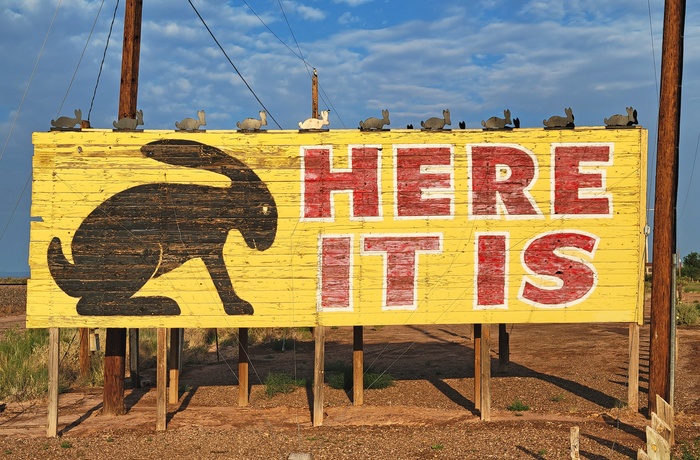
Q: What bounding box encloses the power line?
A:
[88,0,120,122]
[187,0,282,129]
[242,0,346,127]
[57,0,108,118]
[240,0,313,67]
[0,0,63,164]
[646,0,660,229]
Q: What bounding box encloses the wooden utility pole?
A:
[649,0,685,415]
[118,0,143,120]
[103,0,143,416]
[311,68,318,119]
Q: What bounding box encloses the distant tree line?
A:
[681,252,700,280]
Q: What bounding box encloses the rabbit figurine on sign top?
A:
[543,107,574,129]
[299,110,330,130]
[481,109,520,130]
[359,109,390,131]
[113,109,144,130]
[176,110,206,131]
[237,111,267,132]
[604,107,638,128]
[50,109,82,130]
[420,109,451,130]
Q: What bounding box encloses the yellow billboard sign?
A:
[28,127,647,328]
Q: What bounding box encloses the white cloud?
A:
[334,0,372,6]
[282,1,326,21]
[338,12,358,25]
[145,21,200,40]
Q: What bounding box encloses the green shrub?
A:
[676,303,700,326]
[0,328,49,401]
[507,399,530,412]
[324,362,394,390]
[326,361,352,390]
[363,372,394,390]
[0,277,27,285]
[0,328,109,402]
[263,372,305,397]
[678,436,700,460]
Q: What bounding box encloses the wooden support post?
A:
[238,328,249,406]
[353,326,364,406]
[129,328,140,389]
[498,323,509,371]
[474,324,481,411]
[570,426,580,460]
[47,328,59,438]
[649,0,685,415]
[313,326,325,426]
[79,327,90,379]
[156,328,167,431]
[168,328,181,404]
[628,322,640,412]
[103,328,126,415]
[311,68,318,119]
[480,324,491,421]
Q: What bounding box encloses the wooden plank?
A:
[480,324,491,421]
[628,322,639,412]
[655,395,674,445]
[313,326,325,426]
[156,328,167,431]
[570,426,580,459]
[637,448,651,460]
[353,326,363,406]
[645,425,670,460]
[651,412,672,445]
[168,328,181,404]
[79,328,90,379]
[498,323,509,371]
[238,328,249,406]
[28,129,648,330]
[474,324,481,411]
[47,328,59,438]
[129,328,140,389]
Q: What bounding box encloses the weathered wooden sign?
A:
[28,127,647,328]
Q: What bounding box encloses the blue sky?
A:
[0,0,698,276]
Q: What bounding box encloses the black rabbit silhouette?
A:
[47,140,278,316]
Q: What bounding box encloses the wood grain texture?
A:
[28,128,647,328]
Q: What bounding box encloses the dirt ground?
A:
[1,285,699,459]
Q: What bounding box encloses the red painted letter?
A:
[519,231,598,308]
[475,233,508,309]
[553,144,612,216]
[395,146,453,218]
[362,234,442,310]
[318,235,353,310]
[302,146,380,220]
[468,145,541,218]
